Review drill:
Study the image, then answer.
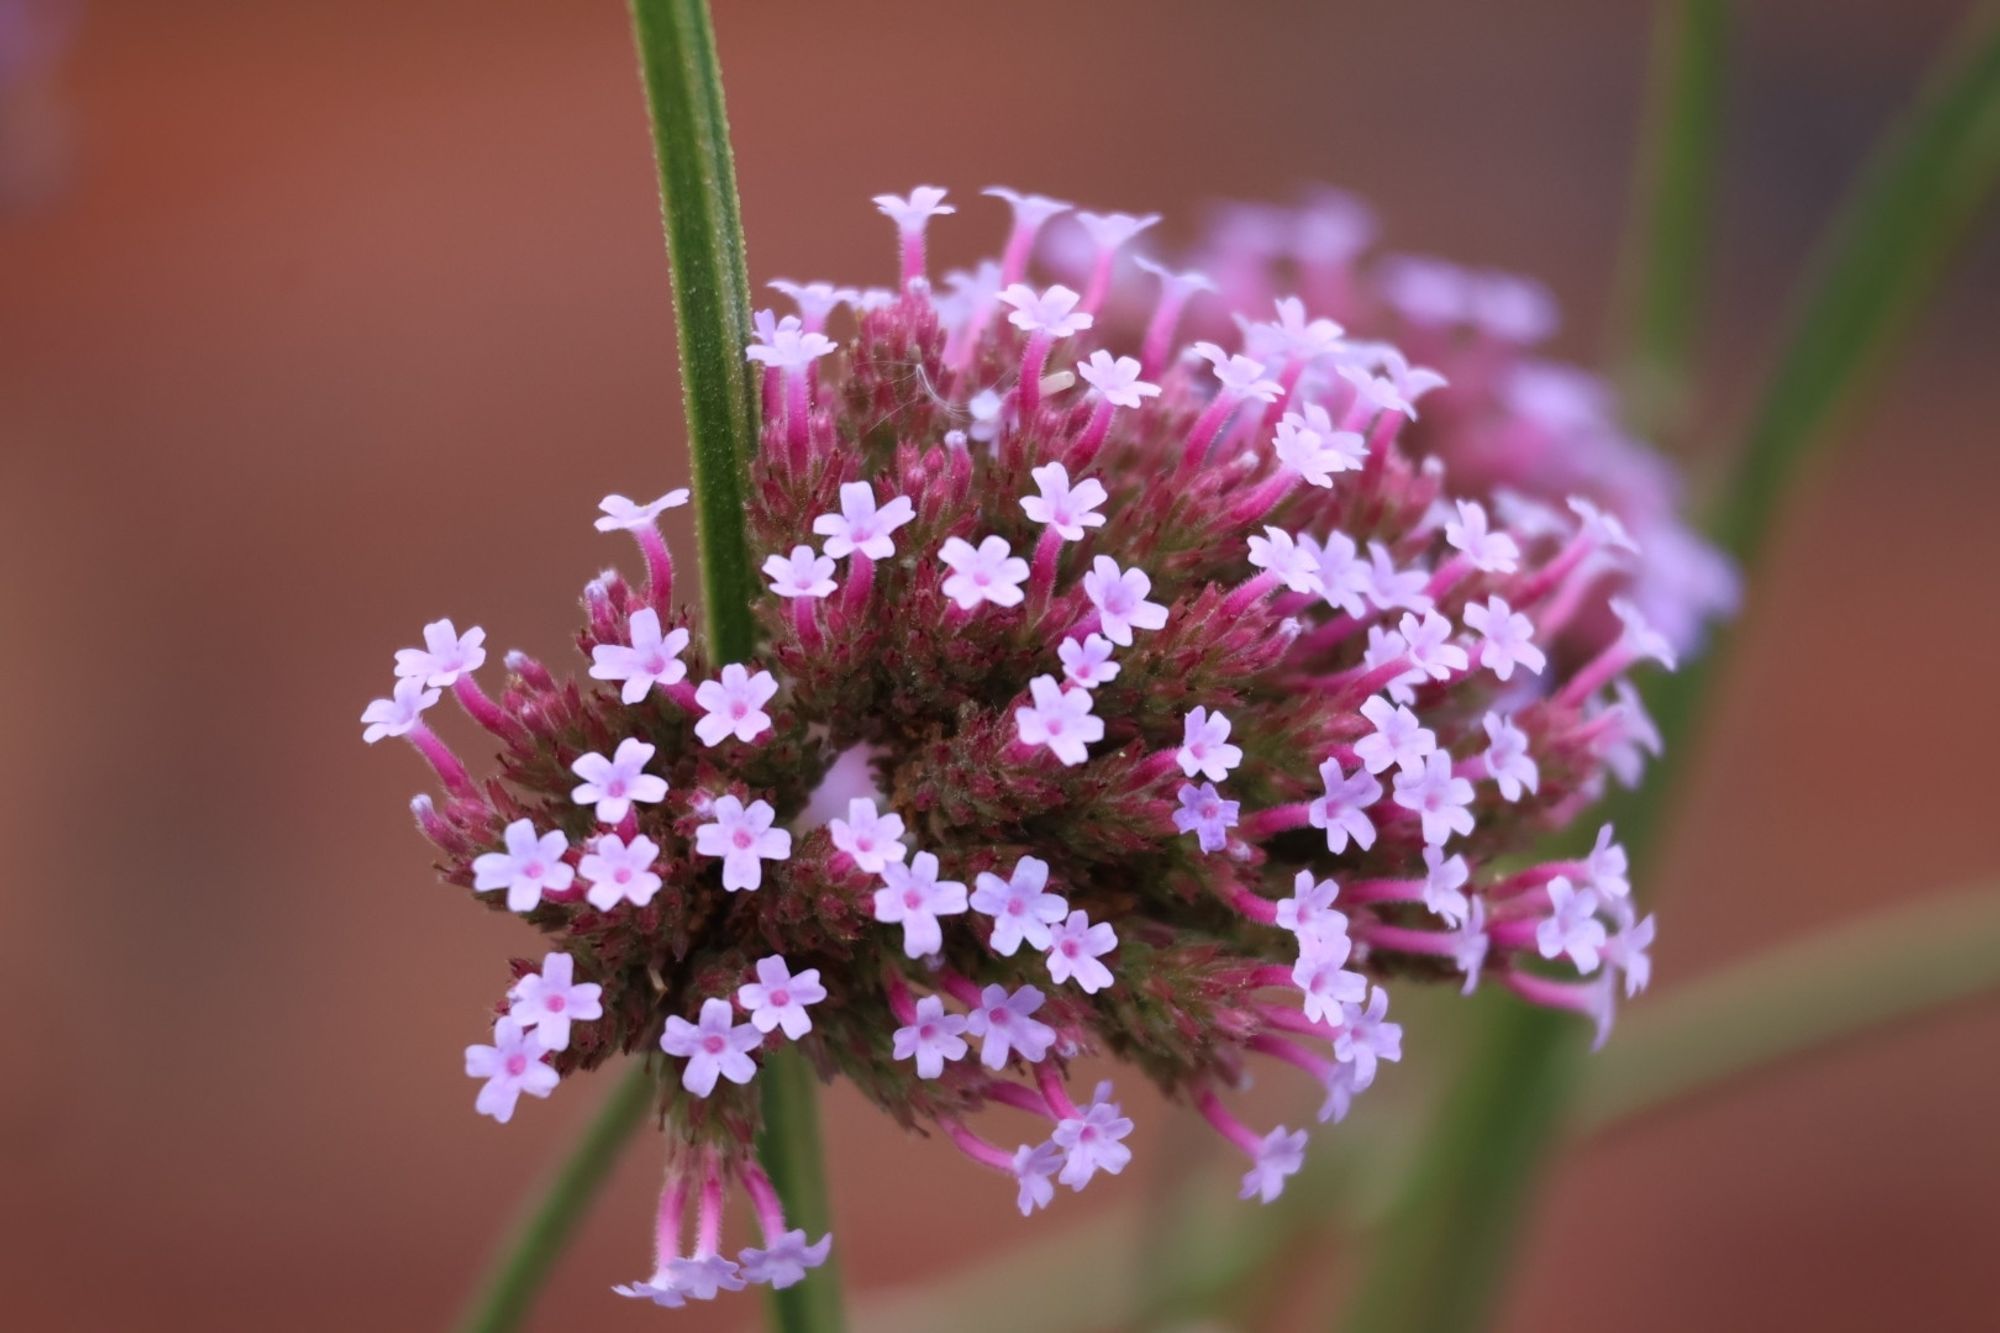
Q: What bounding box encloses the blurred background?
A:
[3,0,1997,1329]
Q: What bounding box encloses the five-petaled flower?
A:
[964,983,1056,1069]
[661,997,764,1098]
[1015,675,1104,766]
[595,489,689,532]
[1045,909,1118,993]
[395,619,487,688]
[829,798,907,875]
[940,535,1031,609]
[814,482,915,561]
[509,952,604,1052]
[1020,462,1109,541]
[763,545,838,599]
[473,819,576,912]
[736,955,826,1040]
[1082,556,1169,646]
[695,664,779,746]
[578,832,664,910]
[971,856,1069,956]
[1176,705,1244,782]
[590,607,691,703]
[695,795,792,892]
[893,995,970,1079]
[570,738,669,823]
[873,852,969,959]
[465,1017,558,1124]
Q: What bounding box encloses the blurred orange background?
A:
[3,1,1997,1329]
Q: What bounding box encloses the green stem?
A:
[628,0,759,663]
[1340,10,2000,1332]
[757,1048,847,1331]
[1609,0,1727,442]
[454,1063,657,1333]
[628,2,845,1328]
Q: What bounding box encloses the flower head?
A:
[370,184,1716,1307]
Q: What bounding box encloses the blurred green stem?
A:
[455,1063,657,1333]
[626,2,845,1329]
[1610,0,1727,441]
[1340,9,2000,1332]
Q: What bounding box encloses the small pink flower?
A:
[395,619,487,688]
[940,535,1031,609]
[1015,675,1104,767]
[893,995,970,1079]
[509,952,604,1052]
[590,608,691,703]
[660,997,763,1097]
[1176,705,1243,782]
[570,738,669,823]
[970,856,1069,956]
[873,852,969,959]
[695,664,779,746]
[472,819,575,913]
[465,1018,558,1123]
[736,955,826,1040]
[1020,463,1109,541]
[694,795,791,892]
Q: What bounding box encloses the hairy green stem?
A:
[454,1063,658,1333]
[629,0,759,663]
[1339,9,2000,1332]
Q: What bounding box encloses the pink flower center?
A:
[903,889,922,909]
[702,1034,725,1054]
[545,995,567,1013]
[524,861,544,877]
[770,989,791,1008]
[733,829,754,850]
[505,1052,528,1076]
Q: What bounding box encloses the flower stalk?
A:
[627,0,845,1326]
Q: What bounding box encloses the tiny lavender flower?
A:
[368,185,1702,1307]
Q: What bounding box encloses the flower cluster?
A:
[364,184,1676,1310]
